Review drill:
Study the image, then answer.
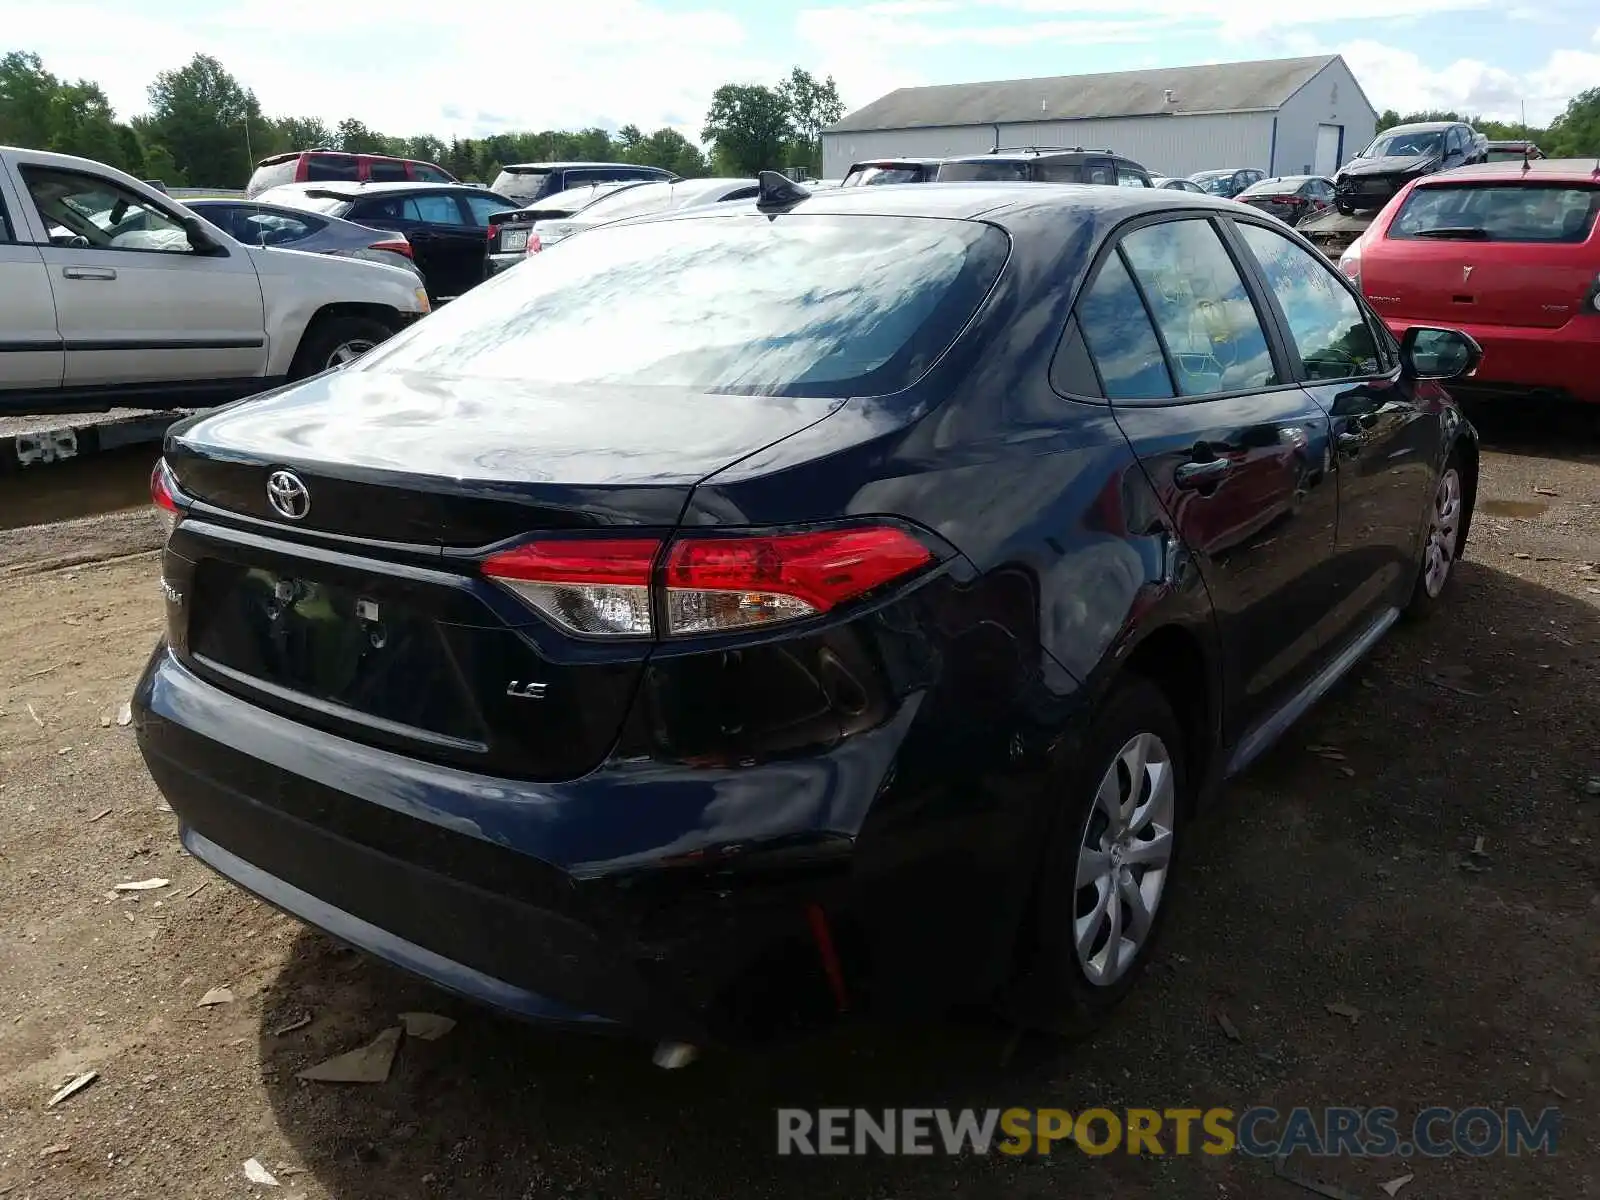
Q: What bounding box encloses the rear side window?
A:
[492,170,553,204]
[1120,219,1276,396]
[404,194,466,224]
[307,154,360,181]
[247,158,300,196]
[1083,163,1115,186]
[937,161,1030,182]
[411,164,454,183]
[1034,162,1082,184]
[1390,184,1600,244]
[1071,253,1174,399]
[366,160,409,182]
[362,215,1010,398]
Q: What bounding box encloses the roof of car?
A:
[1424,159,1600,183]
[278,181,493,198]
[664,180,1243,225]
[944,147,1125,162]
[850,158,945,167]
[497,162,669,172]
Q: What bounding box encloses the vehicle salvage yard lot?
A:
[1,427,1597,1200]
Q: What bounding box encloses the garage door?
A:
[1315,125,1343,176]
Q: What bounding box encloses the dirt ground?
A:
[1,413,1597,1200]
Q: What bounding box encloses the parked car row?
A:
[1,145,430,414]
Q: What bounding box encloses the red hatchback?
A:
[247,151,455,198]
[1339,159,1600,405]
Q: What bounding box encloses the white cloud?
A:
[1329,40,1600,123]
[8,0,764,142]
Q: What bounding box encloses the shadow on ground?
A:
[1462,395,1600,465]
[256,561,1599,1200]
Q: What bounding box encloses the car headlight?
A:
[413,287,431,314]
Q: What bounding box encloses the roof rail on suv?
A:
[986,145,1115,156]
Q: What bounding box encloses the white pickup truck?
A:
[0,145,431,414]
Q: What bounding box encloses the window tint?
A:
[366,160,409,182]
[362,215,1009,398]
[1237,222,1380,382]
[844,165,923,186]
[491,169,553,205]
[1120,219,1276,395]
[1072,252,1174,399]
[21,167,194,254]
[461,193,516,226]
[239,209,318,246]
[1390,183,1599,244]
[1084,163,1114,185]
[936,161,1031,182]
[404,194,466,224]
[307,154,360,181]
[1117,167,1149,187]
[411,164,453,183]
[348,196,404,222]
[1034,162,1083,184]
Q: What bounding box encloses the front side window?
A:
[1117,167,1150,187]
[1120,219,1275,396]
[21,167,193,254]
[360,214,1010,398]
[1390,183,1599,244]
[1071,253,1173,399]
[405,194,467,225]
[1084,163,1114,186]
[1237,222,1380,382]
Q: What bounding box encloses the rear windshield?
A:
[491,169,554,205]
[1484,148,1535,163]
[361,214,1010,397]
[247,159,299,196]
[937,161,1031,182]
[1390,183,1600,243]
[843,165,925,186]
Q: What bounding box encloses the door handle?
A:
[63,266,117,280]
[1174,458,1232,489]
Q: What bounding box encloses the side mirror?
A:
[183,216,223,255]
[1399,326,1481,382]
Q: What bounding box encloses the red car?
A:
[1339,159,1600,405]
[246,151,455,198]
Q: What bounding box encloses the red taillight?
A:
[487,223,500,244]
[368,238,413,259]
[525,233,542,255]
[481,525,936,638]
[150,459,182,537]
[483,538,660,636]
[663,527,932,635]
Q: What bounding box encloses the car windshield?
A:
[1362,131,1443,158]
[1390,183,1600,243]
[491,169,553,205]
[360,214,1011,398]
[843,165,923,186]
[1191,174,1234,195]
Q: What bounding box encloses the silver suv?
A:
[1,146,431,412]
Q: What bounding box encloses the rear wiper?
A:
[1414,226,1490,239]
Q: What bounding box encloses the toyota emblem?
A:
[266,470,311,520]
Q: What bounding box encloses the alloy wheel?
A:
[1073,731,1176,987]
[327,339,377,369]
[1423,467,1462,598]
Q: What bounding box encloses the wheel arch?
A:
[287,303,406,377]
[1112,621,1222,813]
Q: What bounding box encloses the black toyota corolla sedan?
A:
[134,176,1482,1051]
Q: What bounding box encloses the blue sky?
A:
[13,0,1599,141]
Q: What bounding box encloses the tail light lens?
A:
[1338,239,1363,289]
[525,233,542,256]
[150,459,183,538]
[1583,274,1600,313]
[368,237,413,259]
[483,524,937,639]
[482,538,659,636]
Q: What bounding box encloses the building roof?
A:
[827,55,1346,134]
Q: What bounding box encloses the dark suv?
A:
[489,162,676,207]
[1334,122,1486,213]
[937,147,1152,187]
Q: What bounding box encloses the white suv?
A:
[0,146,431,412]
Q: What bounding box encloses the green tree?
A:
[403,134,447,165]
[632,127,708,177]
[334,117,387,154]
[702,83,793,175]
[0,52,58,149]
[275,115,333,150]
[145,54,263,188]
[777,67,843,177]
[1546,88,1600,157]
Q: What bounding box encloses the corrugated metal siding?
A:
[824,113,1274,180]
[823,126,997,178]
[1269,58,1377,176]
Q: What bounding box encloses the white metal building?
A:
[822,55,1378,182]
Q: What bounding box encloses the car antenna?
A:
[756,171,811,211]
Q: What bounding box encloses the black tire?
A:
[1005,677,1189,1037]
[289,314,395,380]
[1403,450,1469,620]
[1335,200,1353,216]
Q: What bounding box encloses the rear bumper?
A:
[484,251,522,278]
[134,645,926,1044]
[1381,315,1600,404]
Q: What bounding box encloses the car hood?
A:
[245,244,429,315]
[1338,154,1437,180]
